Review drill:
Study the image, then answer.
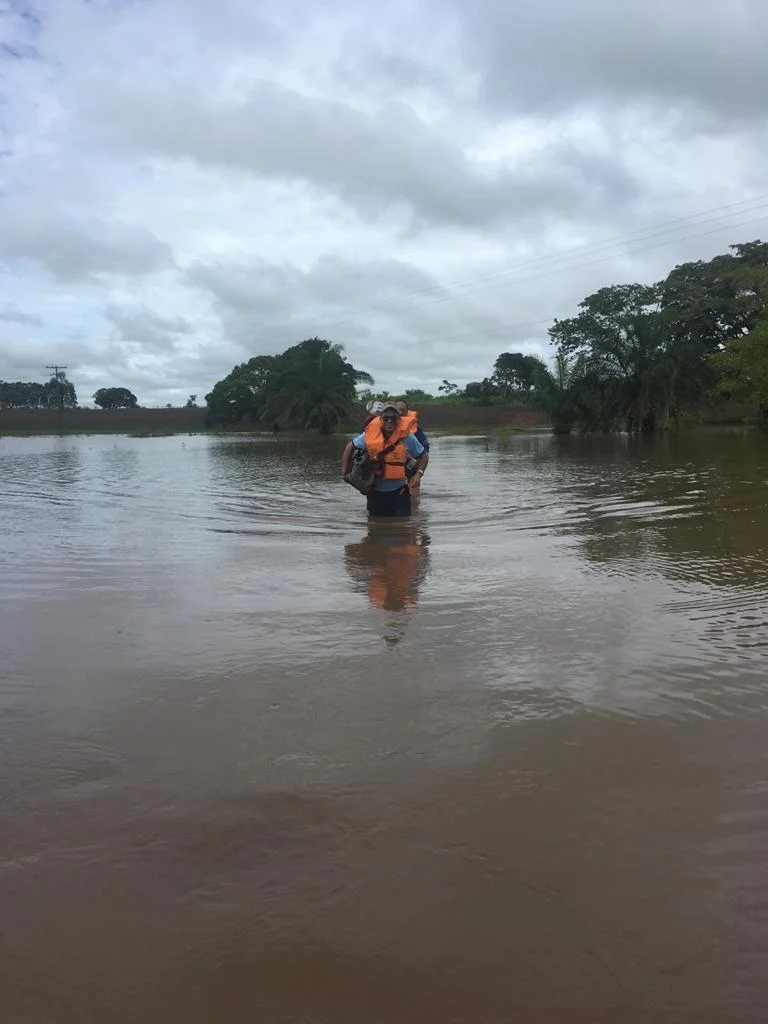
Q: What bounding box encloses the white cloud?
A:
[0,0,767,404]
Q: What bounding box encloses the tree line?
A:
[474,240,768,433]
[359,239,768,433]
[0,375,78,409]
[5,240,765,433]
[531,240,768,433]
[0,380,150,410]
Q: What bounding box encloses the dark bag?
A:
[344,446,374,494]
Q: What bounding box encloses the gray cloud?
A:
[105,304,193,352]
[451,0,768,122]
[0,305,43,326]
[185,252,561,393]
[84,80,639,229]
[0,206,174,280]
[0,0,765,406]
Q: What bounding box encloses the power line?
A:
[46,364,67,434]
[241,194,768,342]
[327,210,768,349]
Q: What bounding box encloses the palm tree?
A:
[268,341,373,434]
[531,352,583,433]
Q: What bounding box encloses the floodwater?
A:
[1,429,767,1023]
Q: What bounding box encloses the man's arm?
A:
[415,425,430,452]
[406,435,429,478]
[341,440,354,476]
[342,435,367,475]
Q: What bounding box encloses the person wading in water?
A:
[341,403,428,517]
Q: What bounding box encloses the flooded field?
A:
[1,429,767,1023]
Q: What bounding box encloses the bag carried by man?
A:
[344,446,375,494]
[344,440,406,495]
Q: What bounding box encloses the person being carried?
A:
[361,400,384,431]
[395,399,430,453]
[341,403,428,517]
[395,399,430,503]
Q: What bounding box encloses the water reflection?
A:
[344,518,431,646]
[345,519,431,612]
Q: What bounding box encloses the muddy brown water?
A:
[1,430,767,1023]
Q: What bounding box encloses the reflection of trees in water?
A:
[207,436,344,491]
[560,433,768,591]
[344,519,432,617]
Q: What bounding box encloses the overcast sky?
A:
[2,0,767,406]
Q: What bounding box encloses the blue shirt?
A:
[414,425,430,452]
[352,431,425,492]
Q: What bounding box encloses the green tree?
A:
[531,353,583,434]
[185,394,198,408]
[549,284,690,432]
[206,339,373,433]
[204,355,279,425]
[93,387,138,409]
[403,388,434,403]
[710,313,768,426]
[660,241,768,351]
[44,373,78,409]
[438,379,460,396]
[493,352,540,393]
[0,377,77,408]
[463,377,498,404]
[267,339,373,434]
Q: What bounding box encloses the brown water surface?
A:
[1,430,768,1022]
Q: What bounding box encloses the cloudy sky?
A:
[1,0,767,406]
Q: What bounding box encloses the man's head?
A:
[379,403,401,437]
[395,399,408,416]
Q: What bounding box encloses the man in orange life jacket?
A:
[341,403,428,517]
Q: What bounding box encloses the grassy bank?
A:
[0,407,208,435]
[0,401,755,437]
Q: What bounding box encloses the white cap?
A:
[372,401,384,414]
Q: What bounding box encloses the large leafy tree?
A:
[205,355,279,426]
[93,387,138,409]
[267,339,373,434]
[660,241,768,351]
[493,352,540,393]
[463,378,498,404]
[548,283,695,432]
[710,312,768,426]
[206,339,373,433]
[530,353,584,434]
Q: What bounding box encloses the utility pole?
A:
[46,365,67,434]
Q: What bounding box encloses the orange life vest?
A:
[368,543,420,611]
[364,419,409,480]
[399,410,419,434]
